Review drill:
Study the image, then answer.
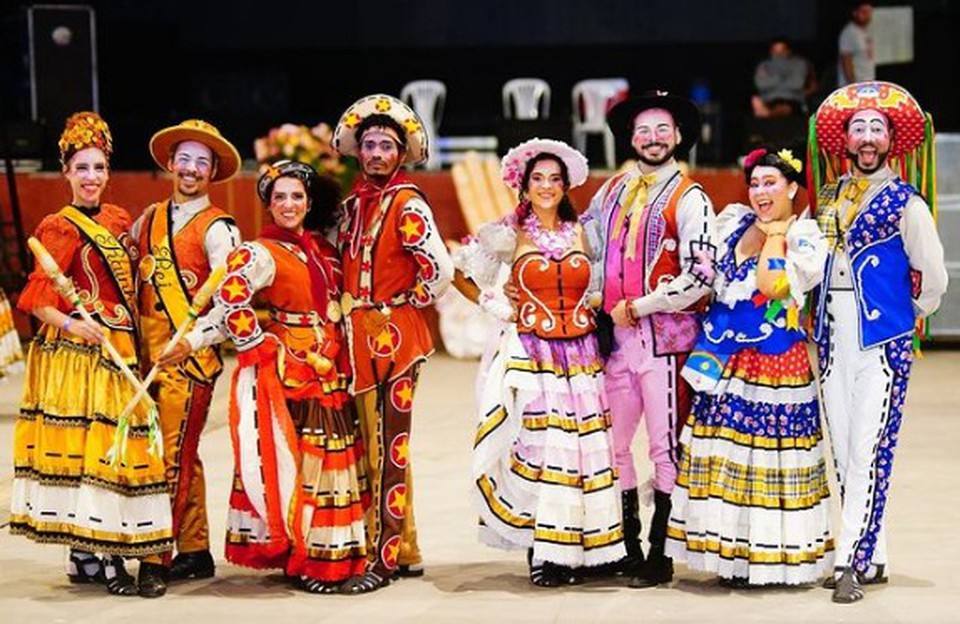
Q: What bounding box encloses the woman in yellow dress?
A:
[9,112,173,598]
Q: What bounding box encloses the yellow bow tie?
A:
[838,177,872,234]
[612,173,658,261]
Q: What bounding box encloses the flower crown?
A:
[744,147,803,175]
[58,111,113,165]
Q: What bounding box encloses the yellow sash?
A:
[59,205,138,330]
[146,201,222,381]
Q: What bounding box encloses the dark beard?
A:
[846,147,889,175]
[636,144,676,167]
[361,161,399,185]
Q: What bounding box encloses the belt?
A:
[339,292,409,317]
[269,301,343,326]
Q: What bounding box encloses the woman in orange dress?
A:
[9,112,172,598]
[163,160,368,593]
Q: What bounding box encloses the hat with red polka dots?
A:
[814,81,926,158]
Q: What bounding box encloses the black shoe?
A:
[832,568,864,604]
[718,576,752,589]
[67,550,102,584]
[168,550,215,581]
[339,570,391,594]
[101,556,138,597]
[394,563,425,578]
[137,562,168,598]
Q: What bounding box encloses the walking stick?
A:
[26,236,160,464]
[115,264,226,431]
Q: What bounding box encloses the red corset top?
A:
[512,250,595,340]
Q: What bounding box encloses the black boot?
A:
[629,490,673,588]
[617,488,645,576]
[580,488,645,579]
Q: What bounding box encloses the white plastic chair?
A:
[502,78,551,120]
[571,78,629,169]
[400,80,446,170]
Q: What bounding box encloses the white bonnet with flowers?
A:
[500,138,589,190]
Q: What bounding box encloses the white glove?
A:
[479,290,515,322]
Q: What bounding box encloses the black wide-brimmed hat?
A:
[606,90,701,151]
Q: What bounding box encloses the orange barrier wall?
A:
[2,167,761,344]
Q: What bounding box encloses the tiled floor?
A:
[1,351,958,623]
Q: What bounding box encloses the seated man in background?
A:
[751,38,818,118]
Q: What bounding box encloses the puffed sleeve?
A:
[452,221,517,289]
[783,218,827,307]
[17,214,81,314]
[185,241,276,351]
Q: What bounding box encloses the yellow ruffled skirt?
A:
[0,288,24,378]
[10,323,173,556]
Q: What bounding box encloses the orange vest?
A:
[258,239,349,402]
[138,200,234,381]
[339,186,433,394]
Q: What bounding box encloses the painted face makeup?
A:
[846,109,892,175]
[268,176,309,234]
[359,128,402,180]
[525,159,565,212]
[64,147,109,208]
[748,165,795,222]
[169,140,216,199]
[631,108,680,168]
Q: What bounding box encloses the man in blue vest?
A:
[810,81,948,604]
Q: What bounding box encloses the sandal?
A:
[832,568,864,604]
[529,561,564,588]
[823,564,888,590]
[67,550,102,584]
[339,570,390,595]
[101,556,138,597]
[301,576,340,594]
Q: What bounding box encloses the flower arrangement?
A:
[253,122,355,189]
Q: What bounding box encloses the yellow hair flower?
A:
[777,148,803,174]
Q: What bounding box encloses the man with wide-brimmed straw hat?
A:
[581,90,717,588]
[131,119,242,582]
[331,94,453,593]
[808,81,947,604]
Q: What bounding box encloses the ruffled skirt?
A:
[666,342,834,585]
[10,324,173,556]
[472,326,624,568]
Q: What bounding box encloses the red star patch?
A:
[380,535,401,570]
[368,322,402,358]
[226,247,252,272]
[413,252,436,281]
[389,432,410,469]
[225,307,258,340]
[386,484,407,520]
[220,274,252,305]
[390,378,415,413]
[398,212,427,246]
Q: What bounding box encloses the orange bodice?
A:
[512,250,595,340]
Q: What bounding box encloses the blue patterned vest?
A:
[813,177,916,349]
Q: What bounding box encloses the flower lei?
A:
[522,210,577,260]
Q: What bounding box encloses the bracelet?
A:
[765,231,787,238]
[61,317,73,333]
[767,257,787,270]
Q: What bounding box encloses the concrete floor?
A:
[1,351,959,623]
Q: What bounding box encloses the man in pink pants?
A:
[582,91,716,587]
